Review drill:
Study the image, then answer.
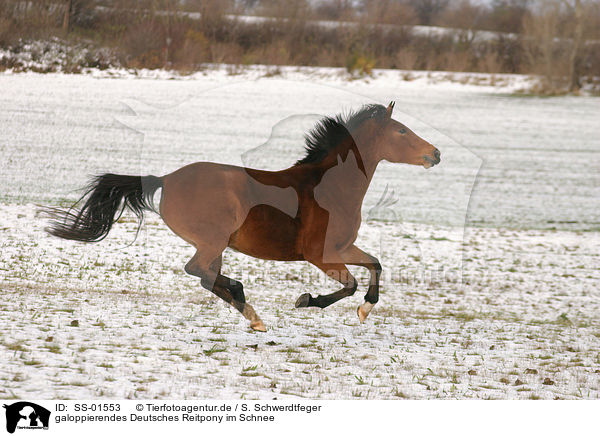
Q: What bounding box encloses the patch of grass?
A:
[203,345,226,356]
[298,342,316,349]
[0,391,20,400]
[558,313,572,326]
[240,365,261,377]
[62,380,91,387]
[355,375,366,385]
[44,344,61,354]
[4,342,26,352]
[288,357,314,364]
[12,373,27,382]
[393,388,408,398]
[54,308,75,314]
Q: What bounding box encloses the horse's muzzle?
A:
[423,149,441,168]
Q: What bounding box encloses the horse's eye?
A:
[399,128,407,134]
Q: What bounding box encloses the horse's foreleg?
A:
[341,245,382,322]
[295,260,358,309]
[185,251,266,332]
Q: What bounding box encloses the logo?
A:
[3,402,50,434]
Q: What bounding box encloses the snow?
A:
[0,69,599,399]
[0,38,120,73]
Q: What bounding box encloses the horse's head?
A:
[377,102,440,168]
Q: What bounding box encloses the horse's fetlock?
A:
[230,283,245,303]
[365,294,379,304]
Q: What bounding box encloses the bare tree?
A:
[410,0,449,25]
[563,0,583,91]
[62,0,72,33]
[257,0,310,19]
[485,0,530,33]
[62,0,99,34]
[314,0,355,21]
[522,0,587,93]
[361,0,417,24]
[435,0,486,29]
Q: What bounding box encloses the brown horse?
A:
[45,102,440,331]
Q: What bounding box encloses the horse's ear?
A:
[386,101,395,119]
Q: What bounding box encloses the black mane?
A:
[295,104,388,166]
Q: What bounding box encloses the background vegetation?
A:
[1,0,599,93]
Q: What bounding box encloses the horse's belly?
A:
[228,205,302,261]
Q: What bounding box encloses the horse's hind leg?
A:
[214,273,265,330]
[216,274,245,303]
[185,250,266,332]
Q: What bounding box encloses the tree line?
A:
[0,0,598,93]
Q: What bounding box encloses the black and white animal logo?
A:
[3,402,50,434]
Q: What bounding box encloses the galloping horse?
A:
[45,102,440,331]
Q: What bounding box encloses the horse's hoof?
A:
[357,302,375,323]
[250,320,266,332]
[295,293,312,308]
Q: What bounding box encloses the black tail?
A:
[44,174,163,242]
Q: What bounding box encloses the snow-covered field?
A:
[0,68,599,399]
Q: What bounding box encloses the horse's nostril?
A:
[434,149,440,160]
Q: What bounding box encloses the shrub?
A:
[346,51,375,77]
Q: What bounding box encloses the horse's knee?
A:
[371,259,382,274]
